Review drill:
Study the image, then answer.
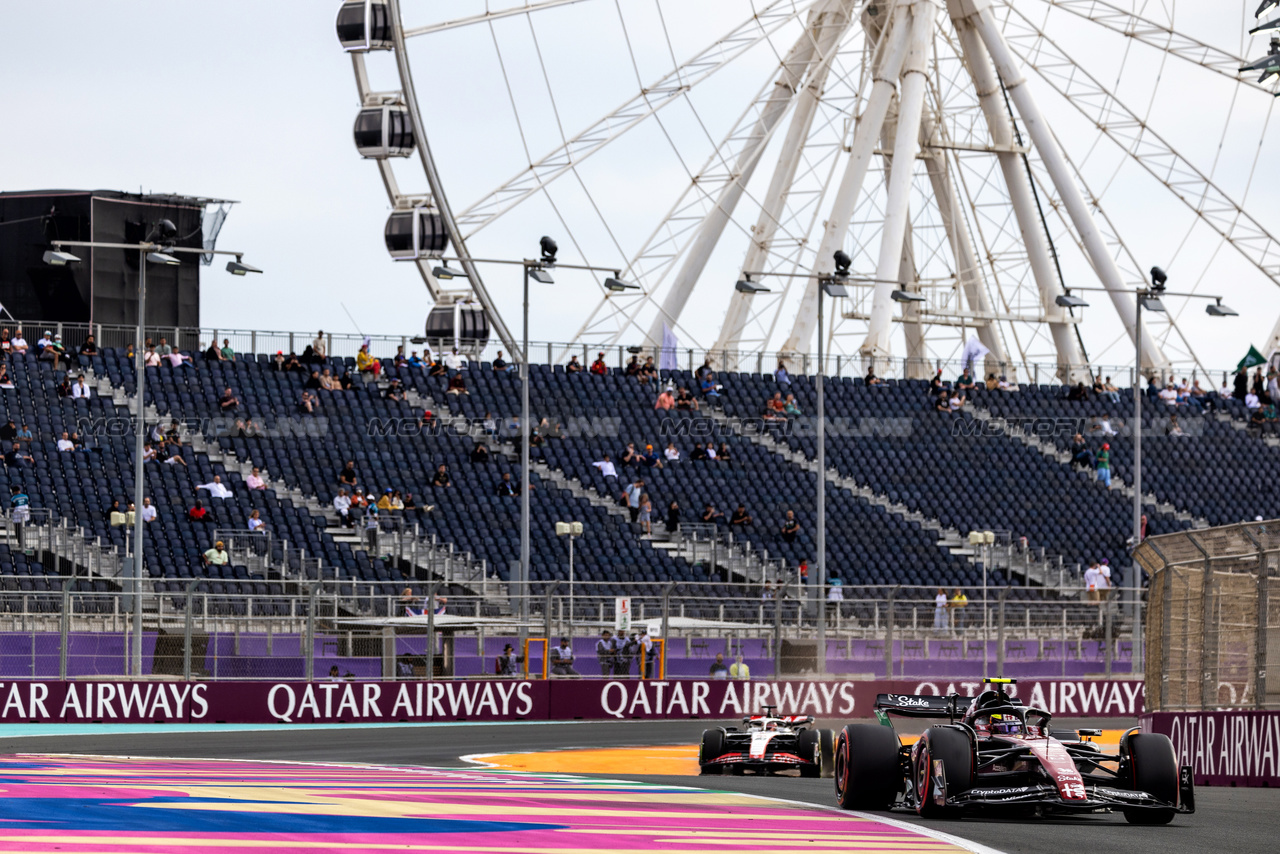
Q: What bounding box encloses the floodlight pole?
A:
[49,239,257,678]
[816,284,827,675]
[1132,292,1143,636]
[521,263,531,631]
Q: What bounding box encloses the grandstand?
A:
[0,323,1258,679]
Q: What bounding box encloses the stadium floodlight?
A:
[1139,296,1166,312]
[1149,266,1168,291]
[432,265,467,280]
[1206,299,1239,317]
[539,235,558,266]
[1258,1,1279,19]
[146,251,181,266]
[891,289,926,303]
[529,268,555,284]
[226,257,262,276]
[604,276,639,292]
[42,249,81,266]
[832,249,852,279]
[820,280,848,299]
[734,278,769,294]
[1055,292,1089,308]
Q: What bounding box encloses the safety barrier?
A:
[1141,710,1280,786]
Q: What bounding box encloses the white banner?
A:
[614,597,631,633]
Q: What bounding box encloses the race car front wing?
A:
[926,762,1195,813]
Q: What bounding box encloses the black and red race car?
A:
[699,706,835,777]
[834,679,1194,824]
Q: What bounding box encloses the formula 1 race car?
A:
[699,706,835,777]
[834,679,1194,824]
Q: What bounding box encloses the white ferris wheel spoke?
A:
[401,0,595,39]
[452,0,806,239]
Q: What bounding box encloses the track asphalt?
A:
[0,717,1272,854]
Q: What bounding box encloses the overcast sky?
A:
[2,1,1277,374]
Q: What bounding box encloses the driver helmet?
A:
[989,714,1020,735]
[765,720,779,731]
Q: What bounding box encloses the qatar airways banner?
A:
[0,677,1142,724]
[1142,711,1280,787]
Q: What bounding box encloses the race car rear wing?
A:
[875,692,1025,720]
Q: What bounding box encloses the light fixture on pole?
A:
[226,256,263,276]
[555,521,583,629]
[1206,299,1239,317]
[734,278,770,294]
[44,222,259,678]
[432,265,466,280]
[604,276,640,292]
[521,241,556,634]
[1055,292,1089,308]
[890,289,926,303]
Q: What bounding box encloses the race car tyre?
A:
[819,728,836,779]
[834,724,900,810]
[698,729,725,776]
[798,729,822,777]
[915,727,973,819]
[1122,733,1178,825]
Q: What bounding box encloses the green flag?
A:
[1238,345,1266,371]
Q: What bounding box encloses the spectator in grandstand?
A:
[654,386,675,410]
[783,394,802,417]
[675,387,699,411]
[0,421,15,442]
[700,372,722,405]
[997,374,1019,392]
[641,444,663,469]
[364,502,381,550]
[311,330,327,363]
[566,355,583,374]
[203,540,229,566]
[9,329,27,355]
[357,343,381,376]
[56,431,74,453]
[716,442,732,462]
[1069,433,1093,471]
[763,392,786,421]
[220,339,236,361]
[407,350,426,369]
[1068,381,1089,401]
[1090,415,1117,436]
[271,351,286,371]
[143,345,162,368]
[638,357,657,384]
[1084,561,1103,603]
[1191,379,1214,411]
[625,479,644,522]
[780,510,799,544]
[1167,414,1187,437]
[590,352,608,375]
[443,347,464,372]
[285,353,305,373]
[141,442,157,463]
[491,350,509,372]
[433,464,453,488]
[639,627,656,678]
[666,499,680,535]
[0,365,12,389]
[338,461,358,488]
[1095,443,1112,488]
[704,443,717,460]
[1097,558,1112,602]
[865,366,882,386]
[9,485,30,529]
[592,454,617,481]
[248,509,266,532]
[494,472,518,498]
[538,416,563,439]
[167,349,192,369]
[948,390,965,412]
[729,653,750,680]
[614,633,638,676]
[161,437,188,467]
[697,357,714,384]
[34,330,52,353]
[141,497,157,524]
[188,501,212,524]
[386,379,406,402]
[1101,376,1121,402]
[550,638,580,677]
[0,328,10,357]
[620,442,640,467]
[730,504,752,527]
[956,369,976,394]
[482,412,498,438]
[393,345,408,368]
[376,489,396,512]
[40,334,66,369]
[929,369,946,396]
[152,337,170,357]
[219,387,240,412]
[949,588,968,630]
[595,630,617,676]
[1158,382,1178,406]
[427,354,447,377]
[624,355,640,378]
[305,370,322,390]
[446,372,468,395]
[470,442,491,464]
[333,489,352,526]
[203,340,224,362]
[985,373,999,392]
[664,442,680,462]
[1246,388,1262,411]
[1233,367,1249,401]
[4,442,33,468]
[706,653,730,680]
[297,391,317,415]
[196,476,233,499]
[638,493,653,535]
[701,503,724,525]
[690,442,708,461]
[245,468,266,491]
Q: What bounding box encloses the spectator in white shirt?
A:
[10,330,28,354]
[56,431,75,452]
[140,497,157,523]
[592,454,617,480]
[1090,416,1117,436]
[1083,561,1103,602]
[35,331,52,351]
[167,351,192,368]
[1097,558,1112,600]
[144,346,161,368]
[245,467,266,490]
[664,442,680,462]
[443,347,464,371]
[333,489,352,526]
[1246,391,1261,410]
[1158,383,1178,406]
[312,330,327,362]
[196,476,233,499]
[71,376,91,399]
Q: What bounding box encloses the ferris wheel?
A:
[337,0,1280,379]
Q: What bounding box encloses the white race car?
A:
[699,705,835,777]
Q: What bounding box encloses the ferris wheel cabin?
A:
[426,300,489,356]
[385,208,449,261]
[353,104,414,158]
[336,0,392,52]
